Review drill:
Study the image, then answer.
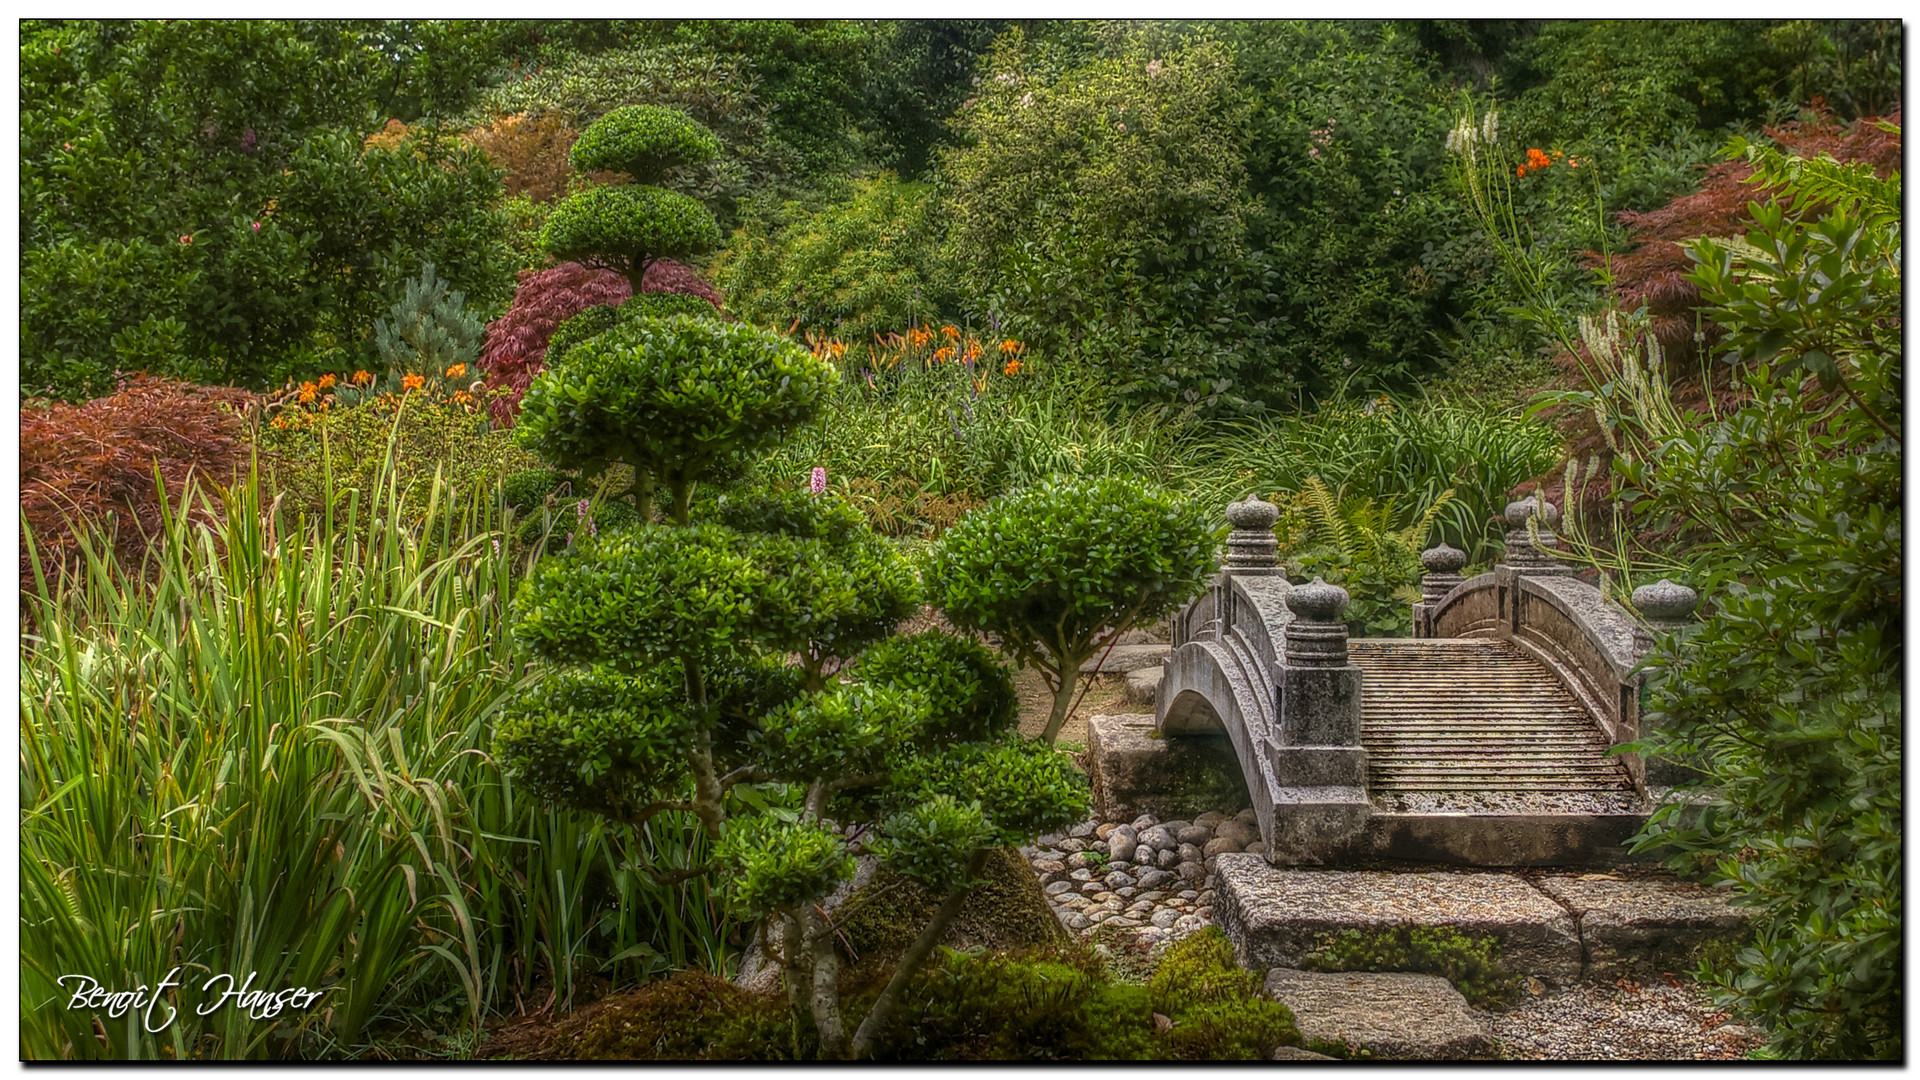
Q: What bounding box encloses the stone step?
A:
[1264,968,1493,1060]
[1214,854,1751,987]
[1080,643,1171,674]
[1125,664,1163,705]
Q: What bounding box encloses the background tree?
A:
[539,105,725,294]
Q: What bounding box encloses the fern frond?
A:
[1300,476,1354,558]
[1402,488,1457,551]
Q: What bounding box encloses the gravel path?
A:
[1488,979,1764,1060]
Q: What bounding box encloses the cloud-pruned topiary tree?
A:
[927,475,1223,743]
[497,307,1087,1058]
[539,105,725,293]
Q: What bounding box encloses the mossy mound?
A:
[475,929,1300,1061]
[835,846,1066,969]
[475,970,762,1061]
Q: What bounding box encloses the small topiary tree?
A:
[926,475,1222,742]
[497,311,1087,1059]
[539,105,725,293]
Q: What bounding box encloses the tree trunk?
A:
[805,907,849,1058]
[1040,653,1090,744]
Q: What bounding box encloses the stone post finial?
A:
[1224,493,1280,576]
[1500,495,1572,577]
[1413,542,1468,637]
[1284,577,1350,666]
[1631,578,1700,654]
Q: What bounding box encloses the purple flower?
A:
[810,467,827,495]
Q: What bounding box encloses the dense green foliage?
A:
[497,299,1086,1058]
[713,175,955,341]
[927,476,1221,741]
[20,20,515,401]
[20,459,737,1061]
[507,930,1300,1061]
[1621,141,1901,1061]
[943,27,1271,413]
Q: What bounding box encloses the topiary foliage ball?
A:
[513,314,837,487]
[860,630,1019,746]
[927,476,1223,654]
[541,185,723,275]
[546,293,724,369]
[568,104,722,183]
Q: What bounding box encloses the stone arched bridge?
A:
[1127,494,1697,867]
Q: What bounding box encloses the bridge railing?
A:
[1414,497,1699,787]
[1158,495,1370,863]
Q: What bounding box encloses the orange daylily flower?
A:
[1004,359,1025,376]
[445,363,467,378]
[402,373,425,392]
[317,372,337,390]
[352,370,374,386]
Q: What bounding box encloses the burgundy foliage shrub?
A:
[21,375,254,595]
[1519,108,1902,522]
[480,259,723,427]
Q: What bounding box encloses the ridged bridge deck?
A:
[1349,638,1640,817]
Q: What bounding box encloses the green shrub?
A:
[466,41,783,229]
[19,20,514,399]
[926,475,1221,742]
[513,315,837,522]
[858,631,1018,746]
[1303,925,1521,1008]
[545,292,723,368]
[712,174,956,342]
[1225,21,1480,397]
[1620,140,1901,1061]
[538,105,724,293]
[1150,928,1303,1059]
[941,26,1272,412]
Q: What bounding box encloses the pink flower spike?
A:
[179,235,192,244]
[810,467,827,495]
[252,221,261,231]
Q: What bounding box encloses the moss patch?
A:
[835,846,1065,968]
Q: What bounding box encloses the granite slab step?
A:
[1265,968,1494,1060]
[1081,644,1172,674]
[1212,854,1584,982]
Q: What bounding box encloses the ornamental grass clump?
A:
[926,476,1222,743]
[496,304,1088,1059]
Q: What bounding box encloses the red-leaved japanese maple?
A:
[21,375,254,597]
